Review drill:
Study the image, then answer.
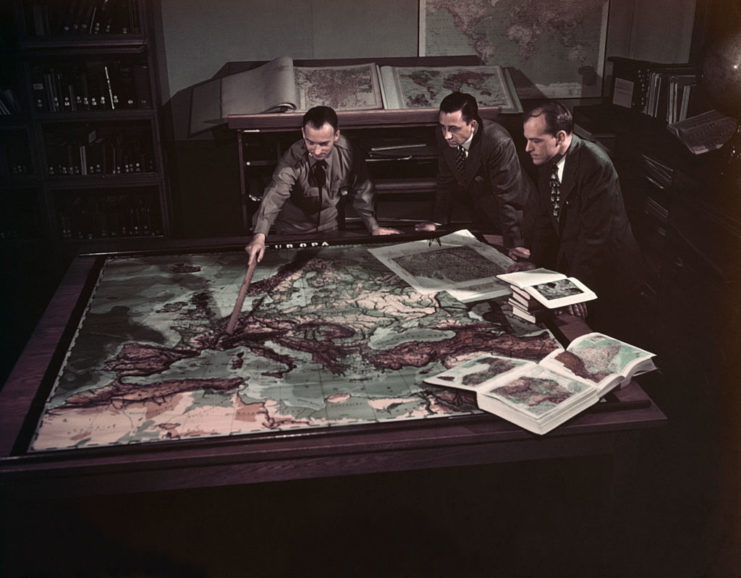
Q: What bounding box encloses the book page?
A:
[293,63,383,111]
[424,354,534,391]
[524,277,597,309]
[561,332,656,390]
[497,268,565,288]
[668,109,737,155]
[478,364,593,420]
[379,64,521,113]
[368,229,513,297]
[221,56,298,117]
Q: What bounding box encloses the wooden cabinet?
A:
[229,106,503,232]
[574,102,741,365]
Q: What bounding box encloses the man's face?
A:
[439,110,476,147]
[523,114,561,166]
[303,122,340,160]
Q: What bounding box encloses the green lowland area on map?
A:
[31,245,558,452]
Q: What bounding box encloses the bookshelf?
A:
[5,0,170,246]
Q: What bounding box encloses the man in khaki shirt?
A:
[245,106,399,264]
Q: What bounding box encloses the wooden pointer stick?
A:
[225,259,258,334]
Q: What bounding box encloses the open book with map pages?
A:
[379,64,521,113]
[190,56,522,134]
[425,332,656,435]
[497,268,597,310]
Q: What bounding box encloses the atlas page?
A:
[293,62,384,111]
[367,229,513,301]
[221,56,299,117]
[379,64,522,113]
[425,353,600,435]
[424,354,535,391]
[524,277,597,309]
[539,332,657,393]
[497,268,566,288]
[475,363,598,435]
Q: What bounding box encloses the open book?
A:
[497,268,597,310]
[667,109,738,155]
[424,332,656,435]
[190,56,522,134]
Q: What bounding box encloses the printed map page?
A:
[294,63,383,111]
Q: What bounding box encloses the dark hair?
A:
[303,106,339,131]
[524,101,573,135]
[439,92,479,124]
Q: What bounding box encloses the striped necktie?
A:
[456,145,466,174]
[549,162,561,220]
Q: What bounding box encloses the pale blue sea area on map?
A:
[29,244,559,452]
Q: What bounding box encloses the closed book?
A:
[132,64,151,108]
[509,303,551,325]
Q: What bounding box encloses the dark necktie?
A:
[549,162,561,220]
[456,145,466,175]
[311,160,327,189]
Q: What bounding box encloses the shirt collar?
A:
[460,124,476,152]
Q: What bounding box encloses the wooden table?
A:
[0,237,666,499]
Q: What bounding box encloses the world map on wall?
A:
[30,244,559,452]
[421,0,609,98]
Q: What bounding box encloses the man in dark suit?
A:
[516,101,645,325]
[416,92,532,253]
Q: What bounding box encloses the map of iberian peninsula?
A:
[30,245,559,452]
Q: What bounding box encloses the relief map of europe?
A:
[30,242,560,452]
[421,0,608,98]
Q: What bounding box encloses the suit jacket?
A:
[526,134,644,298]
[434,119,532,248]
[252,134,378,236]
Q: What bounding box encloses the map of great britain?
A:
[31,244,559,452]
[421,0,608,98]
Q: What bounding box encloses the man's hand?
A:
[506,260,536,273]
[414,222,438,232]
[244,233,266,265]
[507,246,531,261]
[372,226,402,236]
[567,302,588,318]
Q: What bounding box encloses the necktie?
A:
[311,160,327,189]
[456,145,466,175]
[549,162,561,220]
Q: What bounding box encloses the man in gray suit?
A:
[516,101,645,322]
[417,91,532,255]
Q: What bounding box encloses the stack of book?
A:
[507,288,551,324]
[497,268,597,324]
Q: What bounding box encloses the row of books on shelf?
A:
[45,131,154,176]
[31,61,151,112]
[57,192,160,239]
[609,57,702,124]
[26,0,141,37]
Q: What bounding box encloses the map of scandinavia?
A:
[30,245,559,452]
